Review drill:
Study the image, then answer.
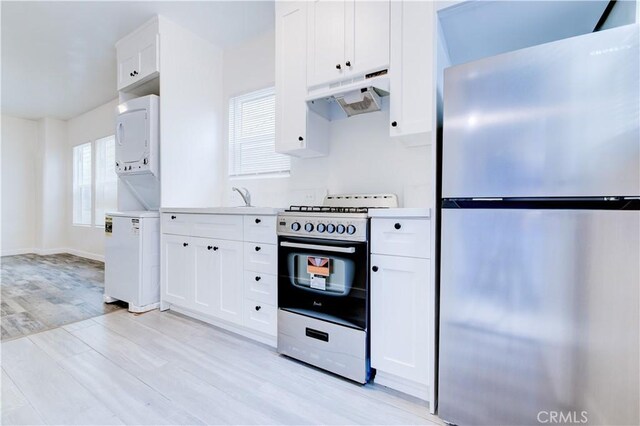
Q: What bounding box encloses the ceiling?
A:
[1,1,275,121]
[439,0,610,66]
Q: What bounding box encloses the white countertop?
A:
[368,207,431,219]
[160,206,283,215]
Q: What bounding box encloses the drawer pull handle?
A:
[394,223,402,230]
[171,215,177,219]
[372,266,379,272]
[255,246,261,252]
[255,276,261,282]
[305,327,329,342]
[255,305,261,311]
[183,242,189,247]
[255,218,261,224]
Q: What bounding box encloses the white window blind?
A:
[229,87,290,177]
[72,142,92,225]
[95,135,117,226]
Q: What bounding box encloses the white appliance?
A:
[116,95,160,210]
[104,211,160,312]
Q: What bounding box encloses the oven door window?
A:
[278,237,368,330]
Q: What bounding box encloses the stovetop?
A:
[277,194,398,241]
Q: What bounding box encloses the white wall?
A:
[37,118,68,251]
[220,31,431,208]
[1,115,39,255]
[66,98,119,260]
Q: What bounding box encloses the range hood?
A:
[306,76,390,119]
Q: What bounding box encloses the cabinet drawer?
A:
[244,242,277,274]
[243,300,277,336]
[243,271,277,305]
[243,215,277,244]
[162,213,192,236]
[192,215,243,241]
[371,218,430,258]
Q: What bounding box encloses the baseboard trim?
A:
[64,249,104,263]
[0,248,35,257]
[0,247,104,263]
[374,370,430,402]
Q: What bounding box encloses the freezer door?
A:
[439,208,639,426]
[442,24,639,198]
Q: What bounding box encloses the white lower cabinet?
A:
[161,213,278,344]
[370,215,432,403]
[161,234,192,306]
[371,254,429,384]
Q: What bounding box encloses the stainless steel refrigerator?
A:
[439,24,639,426]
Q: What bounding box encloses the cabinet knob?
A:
[207,245,213,250]
[133,70,138,75]
[345,60,351,67]
[255,246,261,252]
[394,223,402,230]
[372,266,379,272]
[214,246,219,251]
[335,64,341,70]
[255,305,262,311]
[255,276,262,282]
[129,72,134,77]
[171,215,177,220]
[298,136,304,141]
[255,218,261,224]
[183,242,189,247]
[391,121,398,127]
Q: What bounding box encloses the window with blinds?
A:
[228,87,290,177]
[95,135,117,227]
[72,142,92,225]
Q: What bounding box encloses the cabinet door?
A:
[161,234,192,306]
[192,237,217,315]
[117,48,138,91]
[371,254,429,385]
[389,0,434,144]
[307,0,346,87]
[346,0,390,77]
[137,32,159,81]
[275,1,309,155]
[214,239,244,325]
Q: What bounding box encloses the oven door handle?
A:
[279,241,356,254]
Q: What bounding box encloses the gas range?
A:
[276,194,398,241]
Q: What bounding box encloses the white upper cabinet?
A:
[347,0,390,78]
[307,0,390,88]
[116,18,160,91]
[389,0,434,145]
[275,1,329,158]
[307,0,347,87]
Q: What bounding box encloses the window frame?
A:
[228,86,290,179]
[71,134,118,228]
[72,141,93,227]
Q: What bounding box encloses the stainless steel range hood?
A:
[306,76,390,119]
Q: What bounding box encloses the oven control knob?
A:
[336,224,346,234]
[291,222,301,231]
[317,223,326,233]
[305,223,314,232]
[326,224,336,233]
[347,225,356,235]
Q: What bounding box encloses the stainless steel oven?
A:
[276,194,398,384]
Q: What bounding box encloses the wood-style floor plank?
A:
[2,309,441,425]
[1,338,123,425]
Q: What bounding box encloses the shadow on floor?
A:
[1,253,125,340]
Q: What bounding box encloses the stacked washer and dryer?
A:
[103,95,161,313]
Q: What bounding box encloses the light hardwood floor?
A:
[1,309,442,425]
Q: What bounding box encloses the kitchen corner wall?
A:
[220,31,432,208]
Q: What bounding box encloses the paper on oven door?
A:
[307,256,330,276]
[310,275,327,290]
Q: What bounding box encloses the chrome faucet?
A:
[232,187,252,207]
